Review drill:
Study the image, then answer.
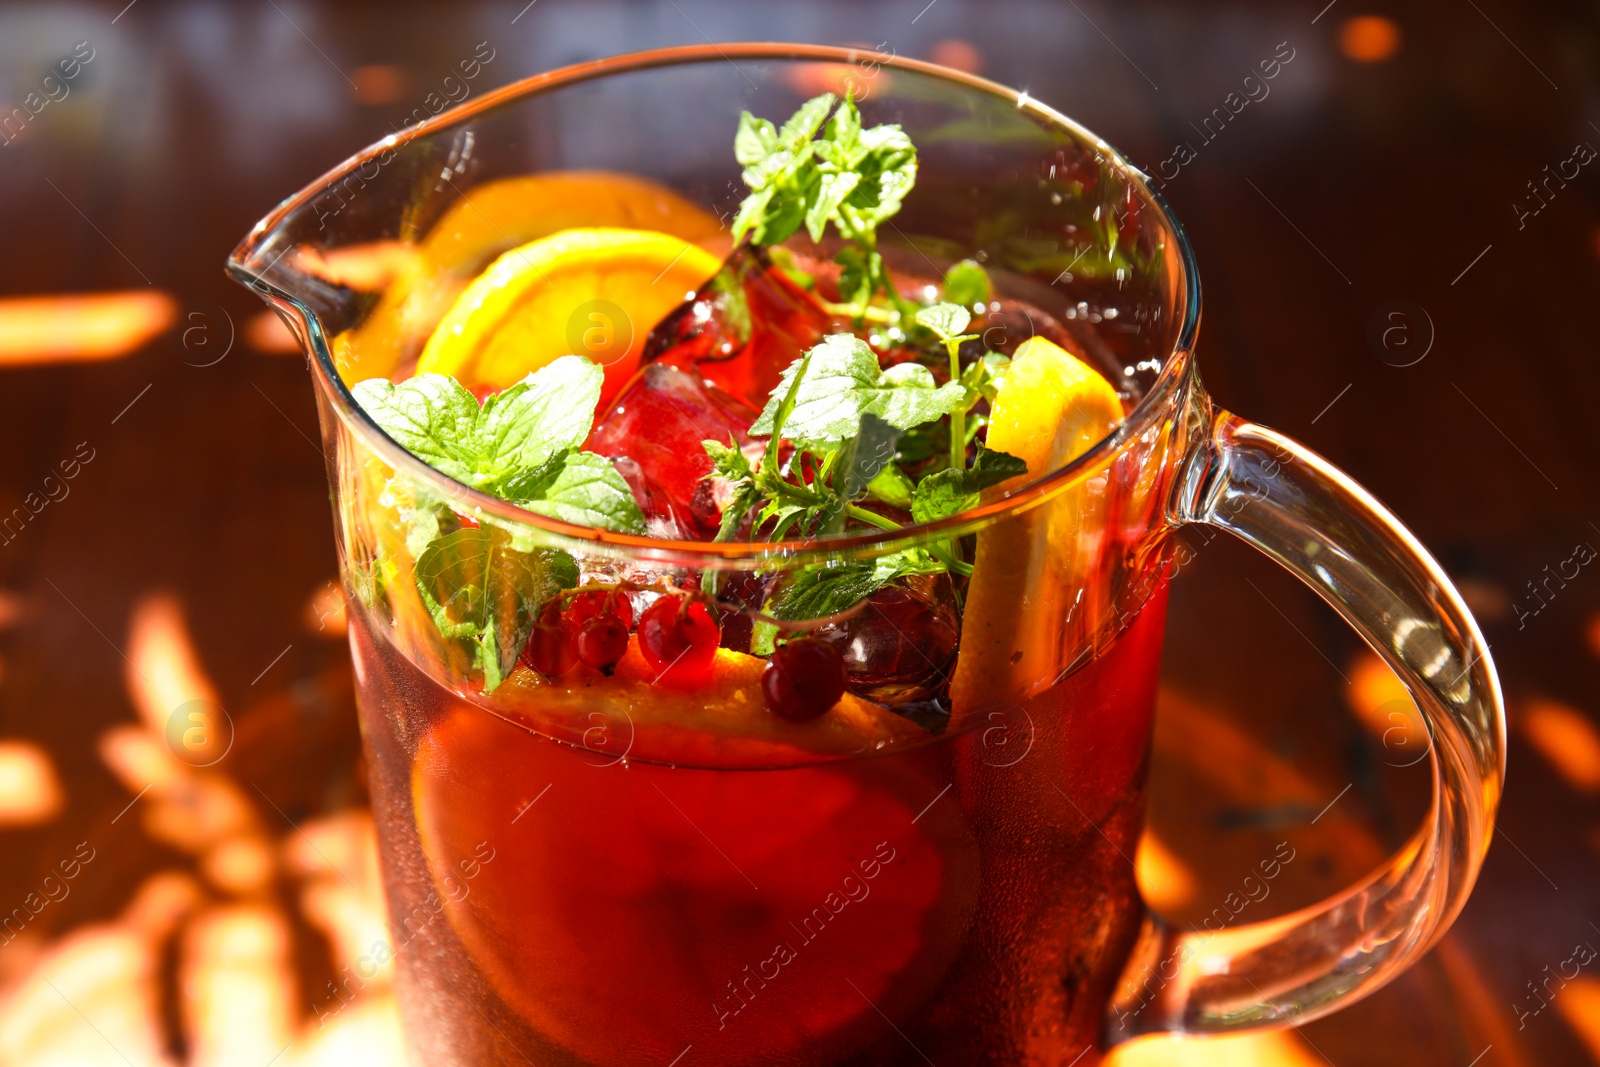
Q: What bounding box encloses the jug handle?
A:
[1106,410,1505,1042]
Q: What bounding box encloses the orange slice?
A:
[330,171,724,385]
[948,336,1123,723]
[416,171,726,277]
[412,699,978,1065]
[494,637,923,766]
[415,227,722,405]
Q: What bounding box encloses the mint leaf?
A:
[823,96,917,233]
[806,169,862,243]
[731,92,917,256]
[750,618,781,656]
[751,334,963,445]
[873,363,966,431]
[941,259,993,308]
[914,302,972,342]
[412,526,577,692]
[353,358,641,534]
[732,93,833,246]
[508,451,645,533]
[910,445,1029,524]
[733,112,779,167]
[961,351,1012,403]
[352,375,481,484]
[478,356,604,478]
[864,463,915,509]
[778,92,836,144]
[765,549,944,621]
[700,437,761,564]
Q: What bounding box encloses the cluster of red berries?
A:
[518,584,849,721]
[523,589,636,677]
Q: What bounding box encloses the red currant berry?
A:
[566,588,634,630]
[637,594,720,686]
[522,599,578,678]
[815,580,958,704]
[762,637,846,721]
[576,614,630,672]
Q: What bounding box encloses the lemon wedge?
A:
[948,336,1123,721]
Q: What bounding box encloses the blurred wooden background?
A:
[0,1,1596,1064]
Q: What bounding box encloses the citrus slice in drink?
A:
[416,171,726,277]
[331,171,723,385]
[416,227,722,406]
[948,336,1123,723]
[495,639,922,766]
[411,682,978,1066]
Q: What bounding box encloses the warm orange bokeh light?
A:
[183,906,296,1066]
[1520,698,1600,792]
[305,581,348,637]
[0,740,62,827]
[245,309,302,355]
[291,242,419,292]
[125,594,220,738]
[783,59,893,101]
[0,291,175,364]
[1136,831,1199,915]
[201,835,277,896]
[1339,16,1402,63]
[1556,976,1600,1059]
[1347,651,1412,728]
[929,39,984,74]
[351,64,405,106]
[1109,1030,1325,1066]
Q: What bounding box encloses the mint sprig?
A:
[353,357,644,535]
[352,356,637,692]
[698,325,1028,624]
[733,92,918,319]
[914,302,979,471]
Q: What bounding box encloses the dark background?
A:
[0,2,1596,1065]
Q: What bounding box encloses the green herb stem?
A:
[945,338,965,472]
[846,504,901,532]
[818,299,896,325]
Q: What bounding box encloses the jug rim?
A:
[227,41,1202,564]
